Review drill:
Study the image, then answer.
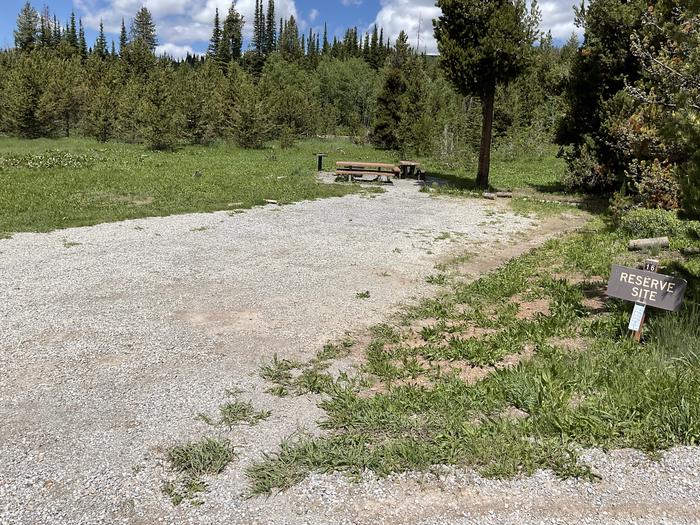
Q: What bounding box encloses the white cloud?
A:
[156,42,197,58]
[539,0,581,39]
[373,0,440,54]
[75,0,299,47]
[309,8,319,22]
[373,0,582,55]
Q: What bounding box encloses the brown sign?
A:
[606,265,687,312]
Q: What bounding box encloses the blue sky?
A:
[1,0,581,58]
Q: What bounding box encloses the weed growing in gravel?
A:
[356,291,371,299]
[198,394,271,429]
[426,273,449,285]
[164,437,235,506]
[246,222,700,494]
[260,354,301,385]
[217,401,271,428]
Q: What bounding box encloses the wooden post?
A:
[631,259,659,342]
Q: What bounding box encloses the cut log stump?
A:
[628,237,670,251]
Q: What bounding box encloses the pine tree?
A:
[79,19,88,58]
[265,0,276,54]
[371,32,411,150]
[3,53,46,137]
[253,0,263,54]
[279,16,301,60]
[94,21,108,59]
[369,25,380,68]
[39,7,52,48]
[14,1,39,52]
[322,23,329,55]
[179,61,228,144]
[119,18,128,55]
[84,67,118,142]
[232,73,273,148]
[434,0,540,188]
[130,7,157,53]
[67,12,78,50]
[222,1,244,61]
[137,64,184,150]
[39,56,84,136]
[52,15,61,46]
[207,8,222,58]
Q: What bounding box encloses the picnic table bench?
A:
[336,161,400,183]
[399,161,426,181]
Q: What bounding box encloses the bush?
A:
[619,208,685,238]
[562,139,617,192]
[626,159,680,211]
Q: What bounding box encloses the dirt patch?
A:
[513,297,551,320]
[175,309,263,334]
[499,405,530,420]
[550,336,589,353]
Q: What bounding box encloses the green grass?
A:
[247,220,700,495]
[0,137,577,235]
[198,394,271,429]
[418,146,567,193]
[0,137,387,234]
[164,437,235,506]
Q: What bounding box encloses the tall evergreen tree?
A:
[555,0,647,191]
[265,0,276,54]
[39,7,52,48]
[369,25,380,68]
[222,1,244,61]
[322,23,330,55]
[253,0,264,54]
[371,31,411,150]
[3,53,46,137]
[434,0,540,188]
[279,15,302,60]
[78,19,88,58]
[14,1,39,52]
[52,14,61,46]
[130,7,157,53]
[39,56,84,136]
[137,64,183,150]
[94,21,108,59]
[119,18,128,55]
[208,8,222,58]
[67,12,78,50]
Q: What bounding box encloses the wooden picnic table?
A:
[336,161,399,183]
[399,161,425,180]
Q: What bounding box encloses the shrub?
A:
[562,140,617,192]
[626,159,680,211]
[619,208,685,238]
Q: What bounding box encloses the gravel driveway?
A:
[1,181,697,524]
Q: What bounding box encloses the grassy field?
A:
[0,137,568,236]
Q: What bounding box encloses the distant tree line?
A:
[0,0,571,166]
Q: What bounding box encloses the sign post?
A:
[606,259,687,341]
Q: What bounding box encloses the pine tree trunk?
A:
[476,87,495,190]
